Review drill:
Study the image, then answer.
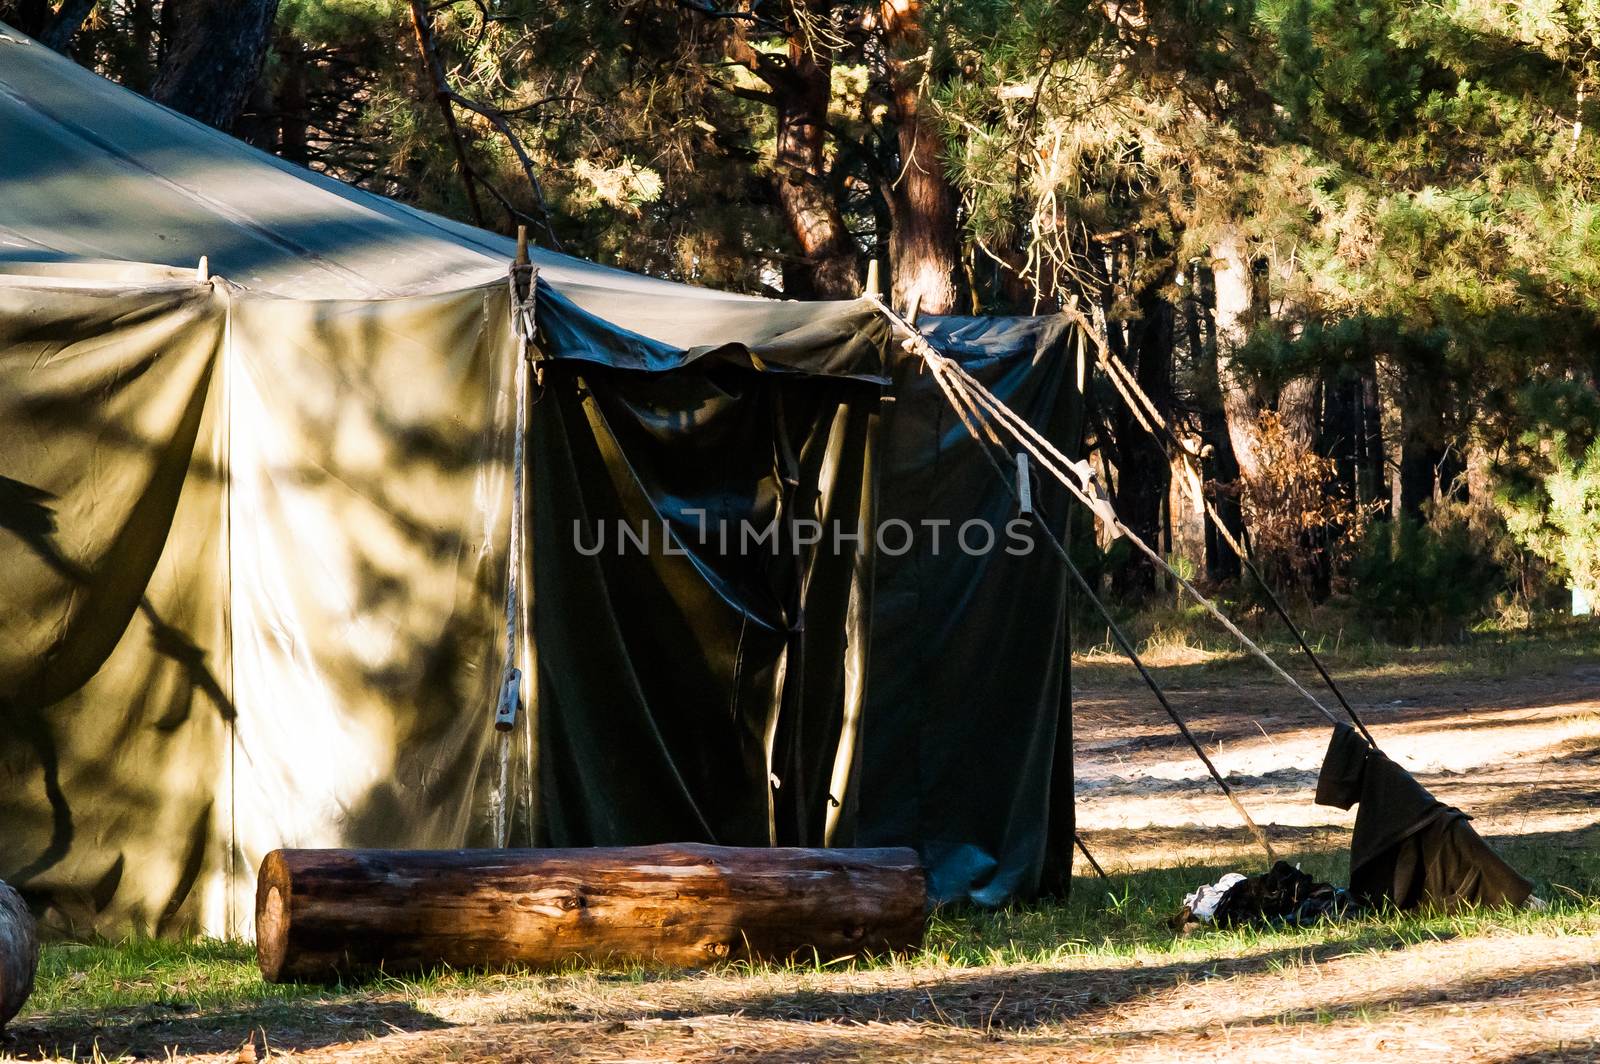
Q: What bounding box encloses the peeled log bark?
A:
[257,845,927,983]
[0,881,38,1032]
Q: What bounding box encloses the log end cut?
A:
[255,850,293,983]
[0,880,39,1032]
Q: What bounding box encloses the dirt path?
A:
[306,931,1600,1062]
[1072,661,1600,872]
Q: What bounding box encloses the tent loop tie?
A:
[509,261,538,347]
[497,264,537,736]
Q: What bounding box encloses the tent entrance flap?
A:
[527,359,880,850]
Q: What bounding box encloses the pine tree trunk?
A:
[881,0,960,315]
[1376,357,1405,522]
[1375,360,1443,521]
[1192,264,1244,579]
[1102,238,1175,597]
[152,0,282,132]
[1277,375,1320,453]
[771,40,860,299]
[1211,230,1266,480]
[35,0,94,51]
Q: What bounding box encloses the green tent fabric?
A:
[854,316,1083,904]
[521,318,1085,906]
[0,274,231,934]
[528,364,881,851]
[0,19,1084,934]
[0,268,520,936]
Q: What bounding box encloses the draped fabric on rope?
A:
[0,21,1087,933]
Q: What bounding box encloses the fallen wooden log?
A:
[0,880,38,1031]
[256,844,927,983]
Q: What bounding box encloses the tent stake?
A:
[1074,834,1109,881]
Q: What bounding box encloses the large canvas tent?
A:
[0,23,1081,936]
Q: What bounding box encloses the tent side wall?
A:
[0,277,233,933]
[0,272,519,936]
[223,285,521,932]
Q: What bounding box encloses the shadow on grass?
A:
[1,996,451,1060]
[1488,1048,1600,1064]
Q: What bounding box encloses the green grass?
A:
[26,836,1599,1023]
[1074,608,1600,689]
[918,842,1600,970]
[28,938,317,1015]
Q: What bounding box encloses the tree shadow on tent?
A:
[0,475,236,892]
[0,476,235,725]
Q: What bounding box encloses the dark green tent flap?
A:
[858,316,1083,904]
[523,312,1084,903]
[527,361,880,851]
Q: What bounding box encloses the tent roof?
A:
[0,23,891,354]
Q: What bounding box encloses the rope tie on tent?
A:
[932,347,1345,732]
[954,381,1344,734]
[878,301,1279,862]
[1062,307,1380,749]
[929,350,1279,862]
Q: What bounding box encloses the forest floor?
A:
[6,625,1599,1062]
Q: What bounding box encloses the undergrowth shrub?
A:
[1499,434,1600,603]
[1350,515,1504,642]
[1233,411,1380,598]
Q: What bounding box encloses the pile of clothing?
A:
[1173,862,1353,932]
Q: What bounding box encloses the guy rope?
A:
[867,294,1394,862]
